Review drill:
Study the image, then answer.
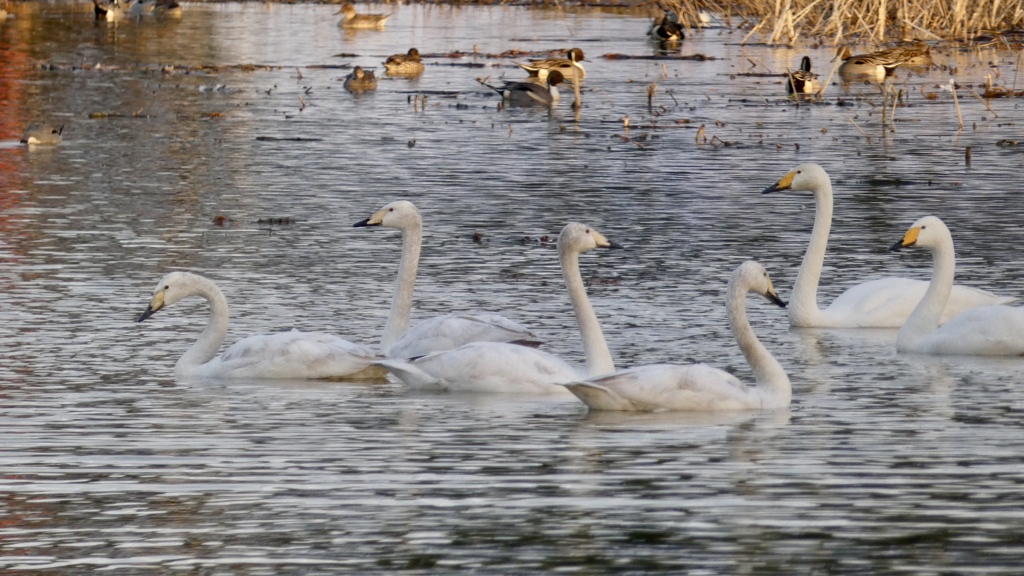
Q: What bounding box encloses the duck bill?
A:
[762,171,795,194]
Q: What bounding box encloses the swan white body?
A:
[563,262,790,412]
[893,216,1024,356]
[137,271,385,380]
[375,222,620,394]
[764,163,1012,328]
[354,201,541,359]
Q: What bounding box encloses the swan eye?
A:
[921,225,926,229]
[796,170,802,174]
[164,285,170,290]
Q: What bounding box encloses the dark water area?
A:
[2,2,1024,573]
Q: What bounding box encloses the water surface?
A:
[2,3,1024,573]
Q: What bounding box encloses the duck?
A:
[515,48,586,85]
[786,55,821,97]
[481,70,564,107]
[93,0,124,22]
[337,3,390,29]
[835,43,930,83]
[20,124,64,145]
[343,66,377,92]
[891,216,1024,356]
[562,261,791,412]
[373,222,621,395]
[648,11,684,42]
[136,272,386,380]
[383,48,425,76]
[763,163,1013,328]
[127,0,175,18]
[354,200,542,359]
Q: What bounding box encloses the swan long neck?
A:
[790,180,833,325]
[896,237,956,350]
[381,219,422,353]
[561,244,615,376]
[176,277,230,378]
[727,282,791,408]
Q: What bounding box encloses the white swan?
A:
[763,163,1012,327]
[354,200,542,359]
[562,261,790,412]
[373,222,620,395]
[137,271,386,380]
[892,216,1024,356]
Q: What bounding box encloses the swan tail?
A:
[374,359,442,389]
[561,382,639,411]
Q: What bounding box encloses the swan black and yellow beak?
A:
[136,290,166,322]
[593,230,624,250]
[764,278,787,308]
[890,226,920,252]
[353,209,385,228]
[762,171,795,194]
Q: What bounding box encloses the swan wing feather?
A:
[919,305,1024,356]
[825,277,1013,327]
[387,313,542,359]
[569,364,759,412]
[395,342,578,395]
[201,330,380,379]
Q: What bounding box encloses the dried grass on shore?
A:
[659,0,1024,45]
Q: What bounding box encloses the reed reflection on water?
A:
[2,2,1024,573]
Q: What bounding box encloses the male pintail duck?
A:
[836,42,930,83]
[338,3,390,29]
[516,48,586,85]
[21,124,64,145]
[93,0,124,21]
[648,11,684,42]
[786,55,821,97]
[482,70,564,107]
[383,48,424,76]
[343,66,378,92]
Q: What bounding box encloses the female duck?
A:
[786,56,821,97]
[137,272,385,380]
[354,200,542,359]
[516,48,586,85]
[338,3,390,29]
[763,163,1011,328]
[482,70,564,107]
[343,66,377,92]
[892,216,1024,356]
[563,261,791,412]
[373,222,621,395]
[21,124,64,145]
[383,48,424,76]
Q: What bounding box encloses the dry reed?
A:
[661,0,1024,44]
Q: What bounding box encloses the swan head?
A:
[353,200,421,230]
[559,222,623,254]
[762,163,829,195]
[137,271,199,322]
[733,261,787,308]
[890,215,950,252]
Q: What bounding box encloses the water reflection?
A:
[2,1,1024,573]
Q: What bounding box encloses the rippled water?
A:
[2,2,1024,573]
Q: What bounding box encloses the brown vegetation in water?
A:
[659,0,1024,44]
